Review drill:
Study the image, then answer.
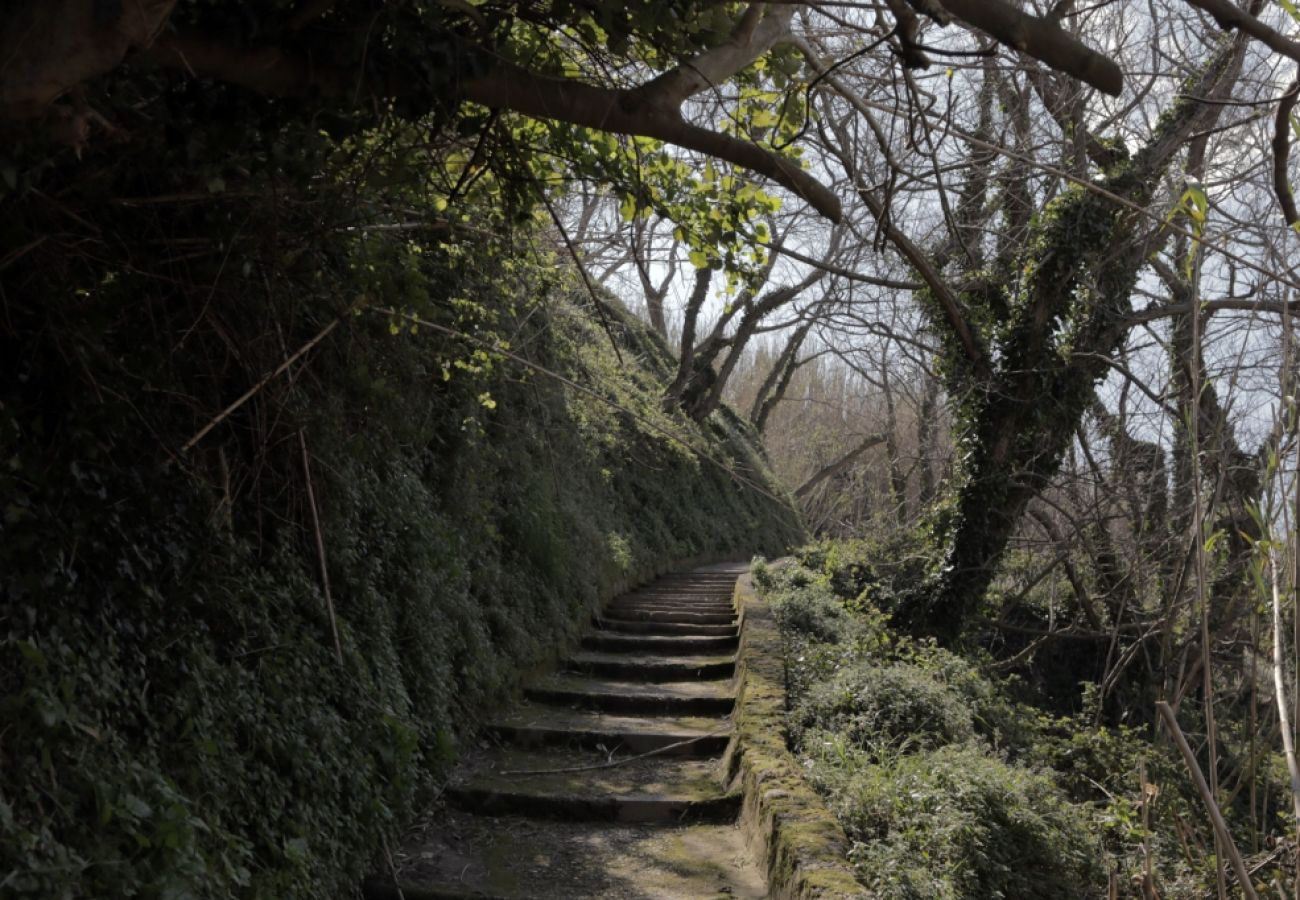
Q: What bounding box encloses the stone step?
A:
[566,650,736,682]
[527,674,735,715]
[618,587,733,600]
[594,617,738,637]
[582,631,738,654]
[601,608,737,626]
[446,748,739,823]
[607,598,735,611]
[487,705,730,756]
[603,607,735,619]
[363,810,767,899]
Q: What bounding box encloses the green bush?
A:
[792,661,975,753]
[770,580,850,644]
[762,555,1112,898]
[828,743,1105,900]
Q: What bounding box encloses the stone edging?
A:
[724,571,867,899]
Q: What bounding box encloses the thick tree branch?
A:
[139,31,844,221]
[1129,295,1300,323]
[932,0,1122,96]
[1180,0,1300,65]
[1274,78,1299,226]
[1,0,178,118]
[462,57,842,221]
[635,5,792,106]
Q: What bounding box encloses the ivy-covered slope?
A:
[0,213,802,897]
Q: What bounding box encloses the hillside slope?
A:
[0,205,802,897]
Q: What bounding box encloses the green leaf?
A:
[688,249,709,268]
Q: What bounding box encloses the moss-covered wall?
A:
[0,211,803,897]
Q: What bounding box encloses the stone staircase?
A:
[368,562,766,899]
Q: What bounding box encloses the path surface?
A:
[378,562,765,899]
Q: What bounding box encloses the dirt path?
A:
[366,562,764,899]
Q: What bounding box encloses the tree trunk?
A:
[911,34,1248,642]
[751,321,812,433]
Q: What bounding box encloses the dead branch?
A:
[795,433,886,499]
[1156,701,1260,900]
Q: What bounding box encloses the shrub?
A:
[770,580,849,644]
[792,661,975,753]
[830,743,1105,900]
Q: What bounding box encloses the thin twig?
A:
[381,834,407,900]
[538,189,624,365]
[180,314,343,452]
[300,429,343,665]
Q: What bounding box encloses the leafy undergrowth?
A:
[0,182,801,897]
[753,547,1239,899]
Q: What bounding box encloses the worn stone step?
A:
[446,748,739,823]
[566,650,736,682]
[487,705,730,756]
[594,616,738,637]
[616,588,734,598]
[581,631,737,654]
[607,598,735,611]
[527,674,735,715]
[602,601,735,614]
[604,607,735,620]
[364,809,766,900]
[601,608,736,625]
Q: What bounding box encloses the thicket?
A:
[0,126,800,895]
[756,542,1296,898]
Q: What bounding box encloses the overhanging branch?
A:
[140,30,844,221]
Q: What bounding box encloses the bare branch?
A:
[795,433,887,499]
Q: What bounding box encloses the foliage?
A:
[791,661,976,753]
[814,740,1104,900]
[757,553,1256,898]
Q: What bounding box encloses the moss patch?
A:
[725,572,865,899]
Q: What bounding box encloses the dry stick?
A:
[1185,241,1226,900]
[300,429,343,665]
[1268,550,1300,886]
[1140,760,1156,899]
[180,314,343,452]
[499,730,730,776]
[381,835,407,900]
[1155,701,1260,900]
